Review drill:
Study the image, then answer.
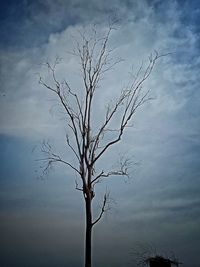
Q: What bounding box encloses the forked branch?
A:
[37,140,81,175]
[91,157,132,185]
[91,51,163,164]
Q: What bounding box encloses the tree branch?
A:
[92,51,162,164]
[37,140,81,175]
[91,157,132,185]
[92,192,109,226]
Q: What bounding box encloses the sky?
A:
[0,0,200,267]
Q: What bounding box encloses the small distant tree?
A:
[131,243,181,267]
[38,24,163,267]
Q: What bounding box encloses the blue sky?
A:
[0,1,200,267]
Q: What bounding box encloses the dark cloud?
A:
[0,0,118,48]
[1,0,195,49]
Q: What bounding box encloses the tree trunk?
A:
[85,196,93,267]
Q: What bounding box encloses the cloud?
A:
[1,2,200,139]
[0,1,200,266]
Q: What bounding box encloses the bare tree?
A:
[131,243,181,267]
[38,24,163,267]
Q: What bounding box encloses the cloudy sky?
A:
[0,0,200,267]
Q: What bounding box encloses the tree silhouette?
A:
[38,24,163,267]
